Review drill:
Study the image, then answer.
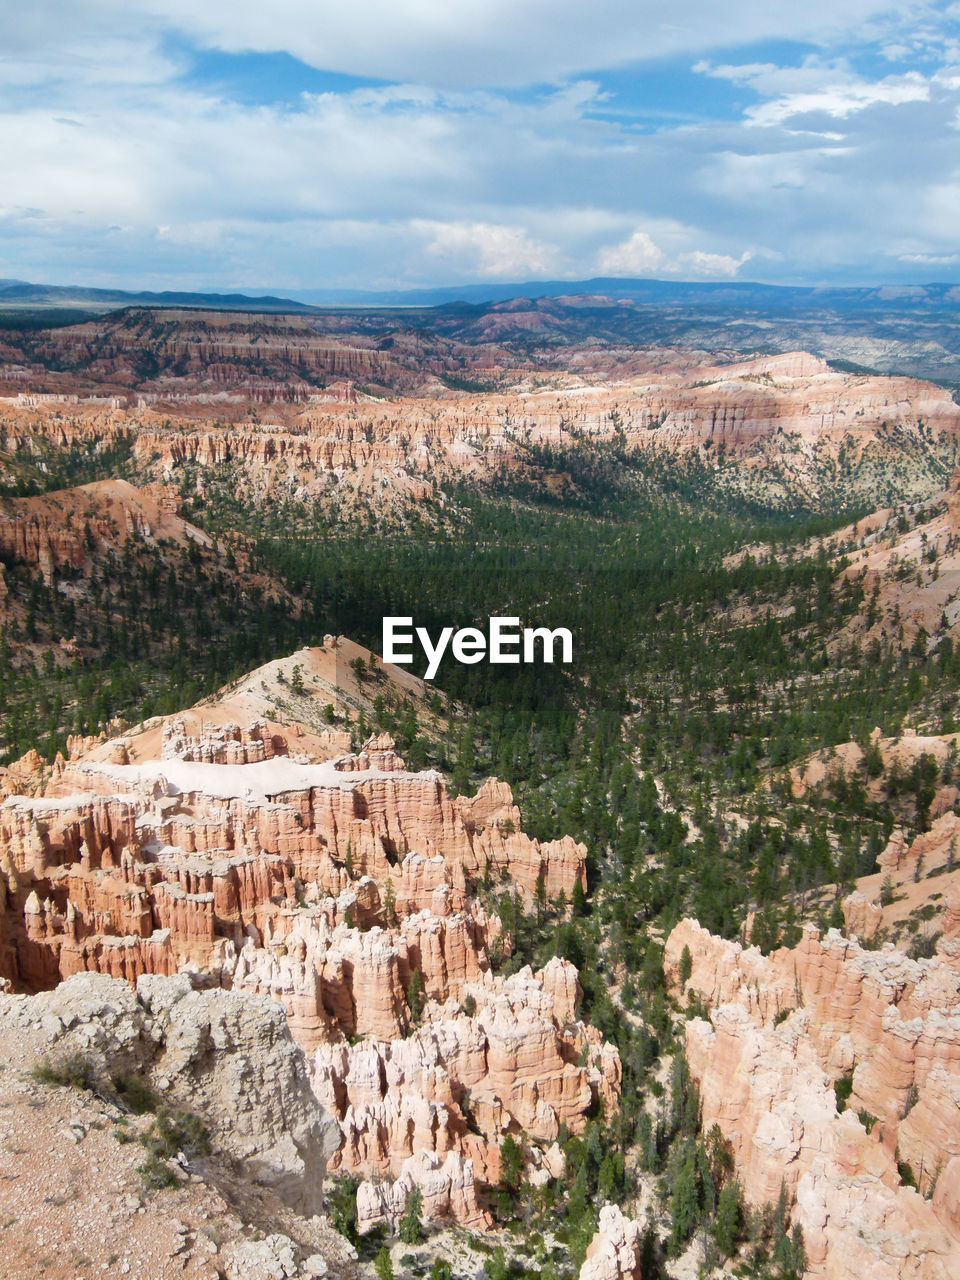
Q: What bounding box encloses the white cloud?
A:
[1,2,959,288]
[1,0,928,89]
[678,249,753,277]
[596,230,752,279]
[695,58,932,125]
[898,251,960,264]
[746,73,930,125]
[596,230,666,275]
[414,220,559,277]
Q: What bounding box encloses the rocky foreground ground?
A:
[0,969,354,1280]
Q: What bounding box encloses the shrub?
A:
[137,1153,179,1190]
[140,1107,210,1161]
[111,1072,158,1115]
[834,1072,854,1113]
[329,1174,360,1244]
[858,1109,879,1134]
[31,1053,98,1092]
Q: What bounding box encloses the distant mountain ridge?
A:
[290,277,960,311]
[0,279,317,314]
[4,275,960,383]
[5,275,960,316]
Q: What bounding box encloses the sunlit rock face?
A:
[666,917,960,1278]
[579,1204,646,1280]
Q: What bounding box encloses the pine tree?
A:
[399,1186,424,1244]
[669,1145,699,1254]
[383,877,397,927]
[499,1133,524,1193]
[714,1179,742,1256]
[407,969,424,1022]
[572,877,587,918]
[678,943,693,989]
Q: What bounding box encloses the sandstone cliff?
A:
[665,918,960,1278]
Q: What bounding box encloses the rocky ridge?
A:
[3,350,958,516]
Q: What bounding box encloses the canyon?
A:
[5,306,960,1278]
[2,346,958,518]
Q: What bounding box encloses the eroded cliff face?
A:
[664,918,960,1278]
[0,307,501,399]
[314,954,619,1233]
[0,711,615,1231]
[0,477,212,586]
[3,348,957,518]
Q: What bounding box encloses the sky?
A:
[2,1,960,293]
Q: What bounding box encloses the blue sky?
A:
[1,1,959,291]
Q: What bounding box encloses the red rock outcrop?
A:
[317,962,616,1234]
[355,1150,489,1235]
[160,718,288,764]
[665,918,960,1277]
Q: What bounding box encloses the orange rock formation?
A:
[3,350,958,519]
[579,1204,645,1280]
[665,918,960,1278]
[0,701,612,1230]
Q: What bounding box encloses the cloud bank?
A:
[0,0,958,288]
